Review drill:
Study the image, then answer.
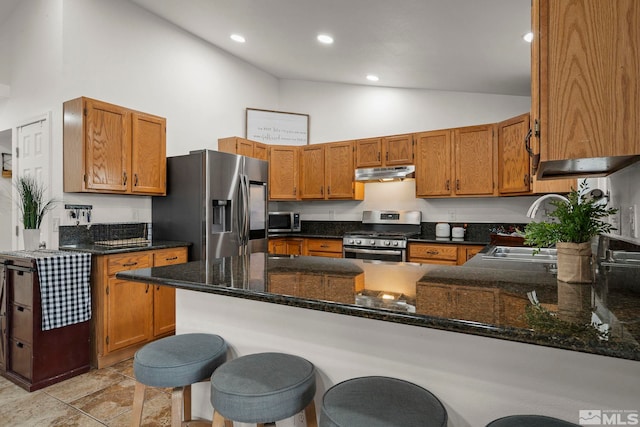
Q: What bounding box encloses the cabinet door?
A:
[152,248,187,337]
[286,239,305,256]
[384,134,414,166]
[355,138,383,168]
[268,146,299,200]
[106,277,153,353]
[454,125,496,196]
[415,130,453,197]
[253,142,268,160]
[535,0,640,173]
[84,99,130,192]
[131,112,166,195]
[325,141,355,199]
[300,145,325,199]
[497,113,531,195]
[454,287,497,324]
[408,243,458,265]
[269,238,287,255]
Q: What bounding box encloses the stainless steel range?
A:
[343,210,422,262]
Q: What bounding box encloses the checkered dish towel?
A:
[35,253,92,331]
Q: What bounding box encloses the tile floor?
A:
[0,359,175,426]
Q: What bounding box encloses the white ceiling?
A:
[129,0,533,96]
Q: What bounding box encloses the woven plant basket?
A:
[556,242,592,283]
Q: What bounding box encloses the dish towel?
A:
[35,252,92,331]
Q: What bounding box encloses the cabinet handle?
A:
[293,186,297,196]
[145,284,150,293]
[134,173,139,187]
[321,187,324,195]
[524,174,529,185]
[327,186,331,195]
[320,244,329,248]
[165,256,178,261]
[456,179,460,191]
[524,128,534,156]
[16,342,24,348]
[377,152,380,161]
[445,180,450,191]
[426,250,440,255]
[122,262,138,267]
[386,152,389,161]
[123,171,128,186]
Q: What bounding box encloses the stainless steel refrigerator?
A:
[152,150,268,261]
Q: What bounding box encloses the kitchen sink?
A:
[482,246,557,263]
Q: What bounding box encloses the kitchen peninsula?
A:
[118,252,640,426]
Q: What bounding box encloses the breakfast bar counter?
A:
[117,252,640,426]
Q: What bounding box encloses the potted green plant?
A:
[524,181,617,283]
[16,175,55,250]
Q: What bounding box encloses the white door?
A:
[14,113,52,249]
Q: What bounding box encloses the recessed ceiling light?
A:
[523,32,533,43]
[230,34,246,43]
[317,34,334,44]
[366,75,379,82]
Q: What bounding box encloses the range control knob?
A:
[348,239,355,244]
[384,241,391,246]
[355,240,362,244]
[393,241,399,247]
[370,240,376,245]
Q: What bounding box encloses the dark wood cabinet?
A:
[0,255,90,392]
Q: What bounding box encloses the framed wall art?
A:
[2,152,11,178]
[246,108,309,145]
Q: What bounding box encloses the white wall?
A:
[602,162,640,245]
[0,0,279,249]
[0,129,11,250]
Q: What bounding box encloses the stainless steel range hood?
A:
[355,165,415,182]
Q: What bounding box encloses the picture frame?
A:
[1,152,11,178]
[246,108,309,145]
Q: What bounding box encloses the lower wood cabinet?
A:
[91,246,187,368]
[269,237,305,256]
[305,238,343,258]
[408,243,484,265]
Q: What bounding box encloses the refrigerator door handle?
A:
[242,174,250,248]
[237,176,245,253]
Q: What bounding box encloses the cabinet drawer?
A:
[11,305,33,343]
[409,244,458,261]
[11,270,34,307]
[10,339,32,380]
[107,253,152,275]
[306,239,342,253]
[153,248,187,267]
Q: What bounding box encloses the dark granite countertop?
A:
[59,240,191,255]
[117,251,640,361]
[269,233,488,245]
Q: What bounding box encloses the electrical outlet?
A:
[610,208,621,235]
[630,205,638,238]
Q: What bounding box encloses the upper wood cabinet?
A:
[497,113,576,196]
[300,140,363,200]
[415,130,452,197]
[268,145,300,200]
[63,97,166,196]
[415,125,496,198]
[531,0,640,179]
[355,134,414,168]
[454,125,496,196]
[497,113,531,195]
[218,136,268,161]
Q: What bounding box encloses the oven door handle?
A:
[344,247,403,256]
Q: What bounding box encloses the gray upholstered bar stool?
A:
[485,415,579,426]
[210,352,317,427]
[131,333,227,427]
[319,376,447,427]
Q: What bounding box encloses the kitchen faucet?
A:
[526,194,570,219]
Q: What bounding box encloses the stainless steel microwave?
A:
[268,212,301,233]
